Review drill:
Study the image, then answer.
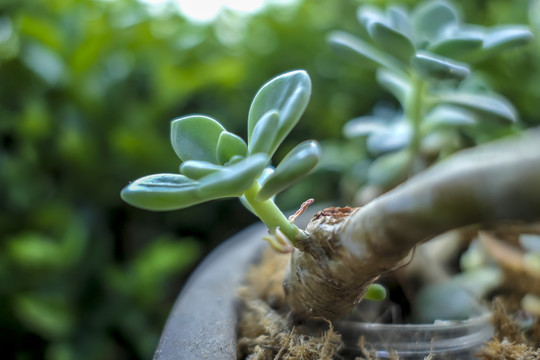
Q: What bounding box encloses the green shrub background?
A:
[0,0,537,359]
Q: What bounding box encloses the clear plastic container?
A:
[336,312,493,359]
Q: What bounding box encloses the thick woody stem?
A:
[284,129,540,321]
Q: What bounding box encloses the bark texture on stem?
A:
[284,129,540,321]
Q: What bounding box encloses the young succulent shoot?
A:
[330,0,532,189]
[121,70,321,249]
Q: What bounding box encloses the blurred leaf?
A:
[133,237,200,298]
[428,36,483,58]
[247,70,311,158]
[21,42,64,85]
[328,31,405,73]
[367,120,411,155]
[179,160,223,179]
[481,25,533,57]
[343,116,387,138]
[367,21,415,63]
[198,154,268,198]
[257,141,321,201]
[412,0,459,43]
[120,174,200,211]
[422,105,477,133]
[411,51,470,80]
[435,92,517,122]
[14,294,74,339]
[386,5,413,39]
[216,131,247,165]
[8,233,63,269]
[248,110,279,155]
[368,150,409,187]
[170,115,225,163]
[376,69,410,104]
[356,5,386,28]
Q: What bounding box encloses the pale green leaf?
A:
[422,105,476,134]
[386,5,413,39]
[179,160,223,179]
[247,71,311,158]
[429,36,483,59]
[198,154,268,198]
[368,21,415,63]
[120,174,201,211]
[367,120,411,155]
[413,0,459,43]
[170,115,225,163]
[435,92,517,122]
[368,149,409,187]
[328,31,405,73]
[248,110,279,155]
[411,51,470,80]
[482,25,533,57]
[376,69,410,104]
[256,141,321,201]
[356,4,385,28]
[343,116,387,139]
[216,131,247,164]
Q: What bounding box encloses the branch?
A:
[285,128,540,321]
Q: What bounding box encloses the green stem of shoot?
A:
[406,74,426,176]
[243,182,303,245]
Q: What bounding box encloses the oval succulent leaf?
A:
[179,160,223,180]
[256,141,321,201]
[247,71,311,158]
[376,68,411,105]
[367,120,411,155]
[356,4,385,28]
[422,105,476,134]
[198,154,268,198]
[328,31,405,74]
[170,115,225,163]
[386,5,413,39]
[481,25,533,57]
[412,0,459,43]
[343,116,388,139]
[411,51,470,80]
[428,36,483,59]
[368,149,410,187]
[435,92,517,122]
[368,20,415,63]
[248,110,279,155]
[120,174,201,211]
[216,131,247,165]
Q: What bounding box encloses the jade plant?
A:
[121,71,320,252]
[329,0,533,194]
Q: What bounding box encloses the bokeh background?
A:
[1,0,538,359]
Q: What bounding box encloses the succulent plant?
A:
[329,0,533,191]
[121,71,321,251]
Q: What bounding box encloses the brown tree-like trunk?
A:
[284,129,540,321]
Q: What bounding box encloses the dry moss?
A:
[237,232,540,359]
[237,248,343,359]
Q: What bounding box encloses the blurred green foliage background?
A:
[0,0,537,359]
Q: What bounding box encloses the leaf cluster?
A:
[121,71,321,212]
[329,0,532,190]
